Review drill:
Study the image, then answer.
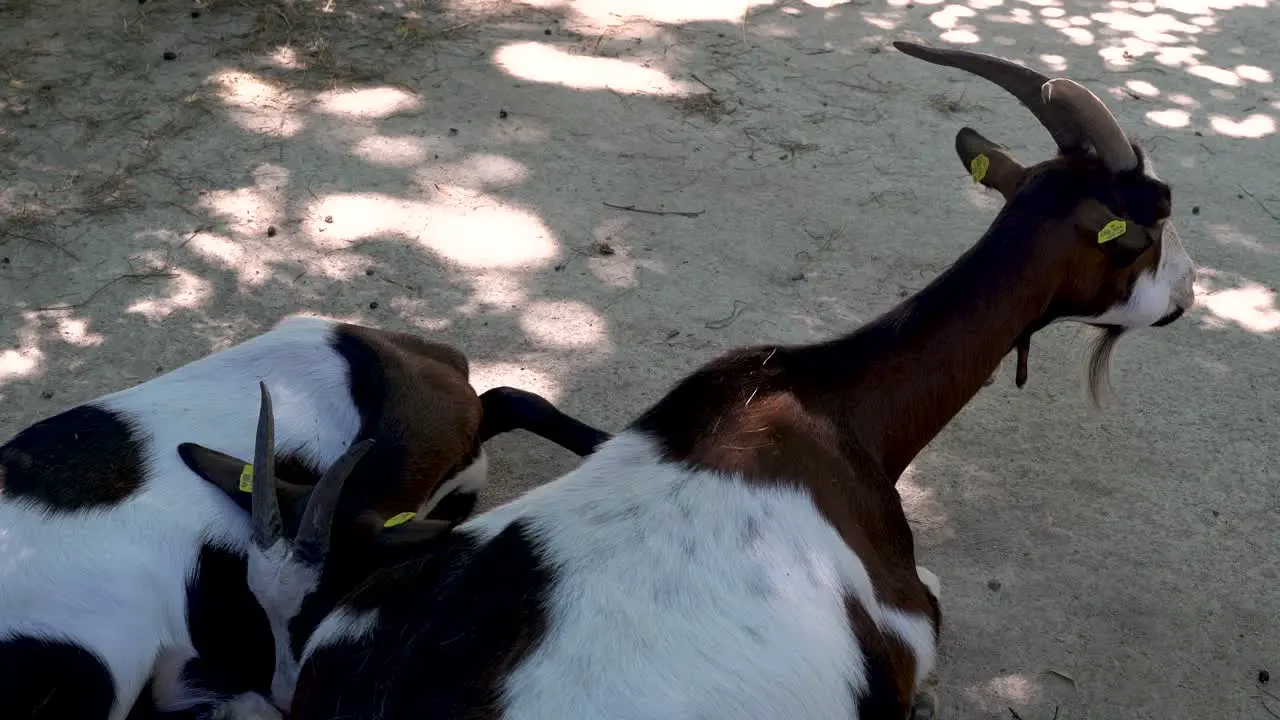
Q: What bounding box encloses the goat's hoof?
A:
[910,689,938,720]
[209,693,282,720]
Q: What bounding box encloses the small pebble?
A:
[448,128,458,136]
[544,28,552,35]
[1191,206,1200,215]
[365,268,375,276]
[163,51,177,61]
[1194,131,1203,137]
[369,301,379,310]
[499,109,509,119]
[191,10,201,18]
[40,390,54,399]
[1260,670,1271,684]
[1,257,9,264]
[590,241,615,256]
[324,215,333,223]
[1238,193,1245,199]
[266,226,277,237]
[1212,509,1220,517]
[987,579,1002,591]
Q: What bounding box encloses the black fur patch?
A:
[125,545,278,719]
[0,636,116,719]
[0,404,147,510]
[184,545,275,695]
[478,386,611,457]
[425,489,479,525]
[292,521,551,719]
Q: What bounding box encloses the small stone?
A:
[163,51,177,61]
[1194,131,1203,137]
[987,579,1002,591]
[324,215,333,223]
[369,301,379,310]
[590,241,615,256]
[365,268,375,276]
[544,28,552,35]
[40,390,53,399]
[1,257,9,264]
[448,128,458,136]
[266,226,277,237]
[1191,206,1200,215]
[499,109,509,119]
[1260,670,1271,684]
[1212,509,1220,517]
[191,10,201,18]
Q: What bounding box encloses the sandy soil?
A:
[2,0,1277,716]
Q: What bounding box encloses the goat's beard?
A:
[1085,325,1125,408]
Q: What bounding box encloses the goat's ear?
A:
[178,443,255,511]
[954,127,1025,200]
[1073,198,1152,267]
[176,442,311,513]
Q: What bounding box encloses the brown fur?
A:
[630,127,1183,713]
[332,322,482,529]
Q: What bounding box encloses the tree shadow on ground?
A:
[1,0,1277,717]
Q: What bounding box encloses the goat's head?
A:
[177,382,449,712]
[895,41,1196,399]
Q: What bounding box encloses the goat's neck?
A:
[813,227,1062,481]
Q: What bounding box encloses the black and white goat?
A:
[183,44,1197,719]
[0,314,609,720]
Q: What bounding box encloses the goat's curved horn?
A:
[893,40,1085,153]
[293,438,375,567]
[252,381,284,549]
[1040,78,1138,173]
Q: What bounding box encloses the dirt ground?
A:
[1,0,1276,716]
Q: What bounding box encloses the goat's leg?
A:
[910,689,938,720]
[478,386,611,456]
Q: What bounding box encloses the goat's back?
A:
[296,431,934,719]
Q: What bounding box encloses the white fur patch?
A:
[879,608,939,688]
[248,540,321,712]
[211,692,282,720]
[0,314,362,720]
[916,566,941,601]
[417,449,489,516]
[150,646,222,711]
[300,608,381,665]
[459,431,937,719]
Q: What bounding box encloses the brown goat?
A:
[183,45,1196,720]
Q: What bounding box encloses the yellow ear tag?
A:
[969,154,989,184]
[1097,219,1128,244]
[384,511,416,528]
[238,465,253,492]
